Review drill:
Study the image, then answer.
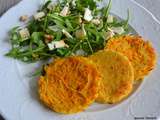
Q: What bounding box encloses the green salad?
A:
[6,0,130,63]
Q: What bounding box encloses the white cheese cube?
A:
[19,28,30,40]
[47,3,56,10]
[33,12,45,20]
[60,4,69,16]
[47,40,67,50]
[91,19,101,25]
[84,8,93,21]
[72,0,76,7]
[105,31,115,40]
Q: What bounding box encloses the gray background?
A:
[0,0,160,120]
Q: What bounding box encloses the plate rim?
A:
[0,0,160,119]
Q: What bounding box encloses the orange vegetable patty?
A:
[106,35,156,81]
[90,50,134,104]
[38,56,101,114]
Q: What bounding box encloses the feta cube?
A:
[33,12,45,20]
[72,0,76,7]
[60,3,69,16]
[91,19,101,25]
[104,31,115,40]
[47,40,67,50]
[47,3,56,10]
[19,28,30,40]
[84,8,93,21]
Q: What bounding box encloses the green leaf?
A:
[56,48,70,56]
[65,19,74,30]
[75,0,97,11]
[9,27,22,46]
[31,32,45,47]
[124,9,130,29]
[55,31,62,41]
[50,18,67,30]
[103,0,112,18]
[103,0,112,28]
[48,13,65,23]
[5,48,19,58]
[28,20,43,32]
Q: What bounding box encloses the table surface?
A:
[0,0,160,120]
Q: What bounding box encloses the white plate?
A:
[0,0,160,120]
